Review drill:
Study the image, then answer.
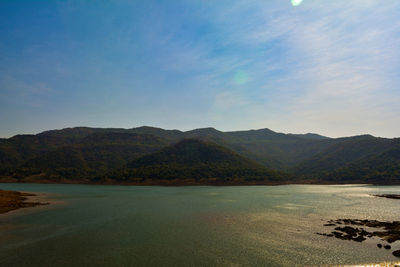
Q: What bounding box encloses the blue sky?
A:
[1,0,399,138]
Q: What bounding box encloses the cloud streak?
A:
[183,0,400,137]
[0,0,399,137]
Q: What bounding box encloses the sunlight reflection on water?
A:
[1,184,400,266]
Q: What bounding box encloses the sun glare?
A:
[291,0,303,6]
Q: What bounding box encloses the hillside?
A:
[0,126,335,175]
[321,144,400,184]
[184,127,336,170]
[7,133,168,181]
[0,127,129,170]
[293,136,399,178]
[0,126,399,185]
[107,139,287,184]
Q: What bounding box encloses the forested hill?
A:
[0,126,399,184]
[106,139,287,184]
[293,136,400,183]
[313,143,400,184]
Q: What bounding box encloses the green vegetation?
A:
[293,136,400,183]
[107,139,286,183]
[3,132,168,181]
[322,145,400,184]
[0,126,399,184]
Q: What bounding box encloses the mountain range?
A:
[0,126,399,184]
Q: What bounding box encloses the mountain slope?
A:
[322,144,400,184]
[289,133,330,140]
[293,135,397,176]
[218,129,335,170]
[0,126,338,173]
[0,127,177,171]
[11,133,169,180]
[108,139,287,183]
[1,126,399,185]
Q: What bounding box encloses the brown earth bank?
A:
[0,189,49,214]
[0,175,385,186]
[0,176,293,186]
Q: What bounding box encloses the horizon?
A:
[1,0,400,138]
[1,124,397,140]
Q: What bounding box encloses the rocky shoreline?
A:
[317,218,400,258]
[0,189,49,214]
[373,194,400,200]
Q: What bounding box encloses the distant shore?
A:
[0,189,49,214]
[0,177,290,186]
[0,176,386,186]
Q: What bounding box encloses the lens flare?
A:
[291,0,303,6]
[234,71,248,85]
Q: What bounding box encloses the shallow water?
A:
[1,183,400,266]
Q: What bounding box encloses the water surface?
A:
[1,184,400,266]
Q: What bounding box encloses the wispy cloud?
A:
[176,0,400,137]
[1,0,399,137]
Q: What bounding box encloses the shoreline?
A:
[327,263,400,267]
[0,189,49,214]
[0,176,388,186]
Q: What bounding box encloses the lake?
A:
[1,184,400,266]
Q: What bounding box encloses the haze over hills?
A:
[0,126,399,184]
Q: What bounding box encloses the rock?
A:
[321,218,400,244]
[359,229,368,235]
[384,245,391,249]
[332,231,343,237]
[393,250,400,257]
[377,243,382,248]
[334,226,358,237]
[373,194,400,199]
[385,233,400,243]
[353,235,366,242]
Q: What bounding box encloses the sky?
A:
[0,0,399,138]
